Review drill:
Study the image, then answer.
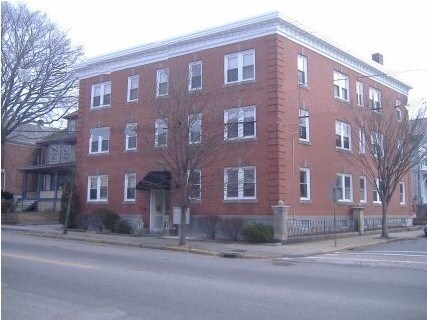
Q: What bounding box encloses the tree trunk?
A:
[178,206,187,246]
[381,203,389,239]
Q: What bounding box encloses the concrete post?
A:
[272,200,290,244]
[352,207,364,235]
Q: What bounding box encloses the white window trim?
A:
[358,128,366,154]
[399,181,406,205]
[188,61,202,91]
[91,82,111,109]
[369,87,382,112]
[300,168,311,201]
[224,106,256,140]
[224,166,256,200]
[124,173,136,202]
[188,169,201,200]
[297,54,308,85]
[87,175,108,202]
[356,81,364,106]
[224,50,255,84]
[371,132,384,158]
[373,178,382,204]
[188,113,202,144]
[49,145,60,164]
[335,120,352,151]
[156,68,169,97]
[89,128,110,154]
[127,75,139,102]
[359,176,367,204]
[333,71,349,101]
[125,123,137,151]
[337,173,353,202]
[155,119,167,147]
[299,109,310,142]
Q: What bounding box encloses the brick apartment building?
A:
[74,12,412,234]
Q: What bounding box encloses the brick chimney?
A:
[372,53,384,65]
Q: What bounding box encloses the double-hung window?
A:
[124,173,136,201]
[371,132,384,158]
[299,109,310,141]
[369,87,382,112]
[188,169,201,200]
[155,119,167,147]
[358,128,366,154]
[91,82,111,109]
[224,50,255,84]
[224,167,256,200]
[156,68,169,97]
[189,61,202,90]
[89,127,110,154]
[359,176,367,203]
[49,145,60,164]
[336,173,353,202]
[87,175,108,202]
[396,99,402,121]
[335,121,351,150]
[189,113,201,144]
[125,123,137,151]
[300,168,311,201]
[333,71,349,101]
[61,145,72,163]
[373,178,382,204]
[399,182,406,205]
[224,106,256,140]
[297,54,308,85]
[356,81,364,106]
[127,75,139,102]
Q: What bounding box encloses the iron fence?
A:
[364,217,408,231]
[288,218,355,237]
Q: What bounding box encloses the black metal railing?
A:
[288,218,355,237]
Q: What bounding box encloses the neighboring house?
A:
[19,112,77,212]
[74,12,412,234]
[411,118,427,217]
[1,123,53,197]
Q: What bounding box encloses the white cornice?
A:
[74,11,411,95]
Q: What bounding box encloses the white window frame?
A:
[188,61,202,91]
[336,173,353,202]
[396,99,402,121]
[224,106,256,140]
[373,178,382,204]
[188,169,201,200]
[156,68,169,97]
[297,54,308,85]
[358,128,366,154]
[124,173,136,202]
[127,75,139,102]
[300,168,311,201]
[369,87,382,112]
[399,181,406,205]
[61,145,72,163]
[87,175,108,202]
[335,120,351,151]
[89,127,110,154]
[356,81,364,106]
[333,71,349,101]
[155,119,167,147]
[125,123,137,151]
[224,50,255,84]
[371,131,384,158]
[224,166,256,200]
[299,109,310,142]
[49,145,60,164]
[188,113,201,144]
[359,176,367,204]
[91,82,111,109]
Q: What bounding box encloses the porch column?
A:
[53,170,58,211]
[272,200,290,244]
[36,173,42,202]
[22,172,28,199]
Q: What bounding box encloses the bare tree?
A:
[351,100,427,238]
[146,79,226,245]
[1,2,83,164]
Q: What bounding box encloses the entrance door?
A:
[150,190,166,232]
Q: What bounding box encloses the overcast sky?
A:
[16,0,427,111]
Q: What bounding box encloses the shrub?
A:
[99,209,121,231]
[220,217,244,241]
[241,223,274,243]
[112,219,131,234]
[198,216,220,239]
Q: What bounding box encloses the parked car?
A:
[424,224,427,237]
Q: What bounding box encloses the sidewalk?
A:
[2,224,424,259]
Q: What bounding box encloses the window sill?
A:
[87,200,108,204]
[299,139,311,146]
[337,201,354,206]
[123,200,136,204]
[190,199,202,204]
[124,149,137,153]
[333,97,351,105]
[188,88,202,93]
[335,147,352,154]
[224,137,257,144]
[156,94,169,99]
[126,100,139,105]
[90,105,111,111]
[223,198,258,204]
[223,79,256,88]
[300,199,311,204]
[373,202,382,206]
[298,83,310,90]
[89,152,110,156]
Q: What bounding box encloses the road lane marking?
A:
[307,256,427,265]
[344,252,427,258]
[2,252,98,270]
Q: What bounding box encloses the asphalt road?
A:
[2,231,426,320]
